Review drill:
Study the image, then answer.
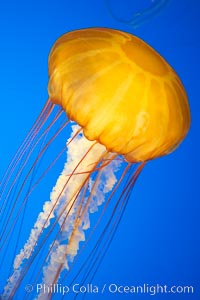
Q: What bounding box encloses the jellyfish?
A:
[105,0,170,28]
[0,28,190,299]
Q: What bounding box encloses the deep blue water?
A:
[0,0,199,299]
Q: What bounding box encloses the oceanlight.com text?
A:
[24,282,195,296]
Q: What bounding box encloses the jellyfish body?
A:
[48,28,190,162]
[0,28,190,299]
